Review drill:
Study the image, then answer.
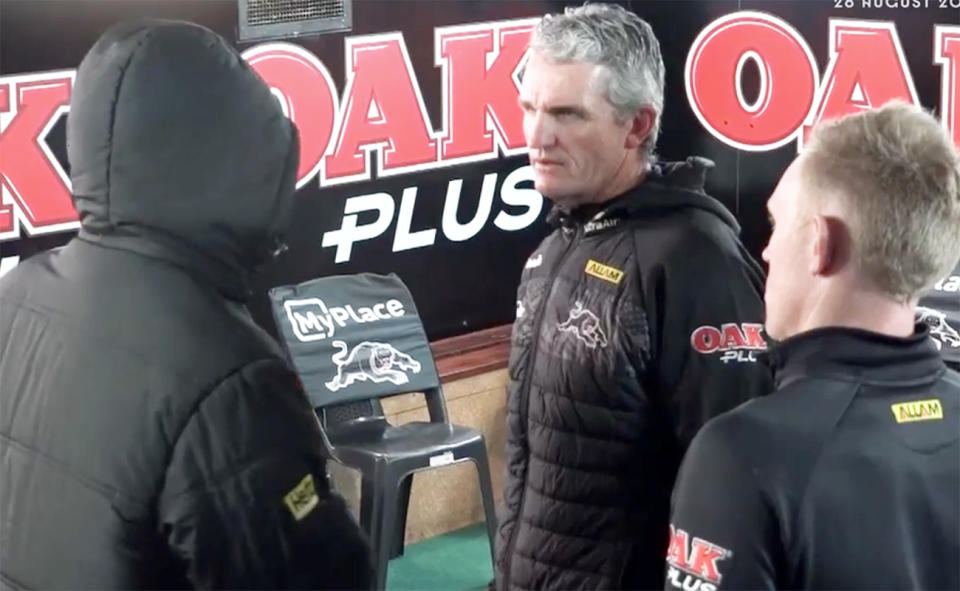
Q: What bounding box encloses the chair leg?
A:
[359,475,378,547]
[373,470,402,591]
[470,442,499,565]
[391,474,413,558]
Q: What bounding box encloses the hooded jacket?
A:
[0,20,370,589]
[494,158,773,591]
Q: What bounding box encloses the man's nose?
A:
[526,112,555,150]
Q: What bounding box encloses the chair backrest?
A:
[269,273,444,423]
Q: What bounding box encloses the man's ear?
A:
[810,214,850,276]
[624,105,656,150]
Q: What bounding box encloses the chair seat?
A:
[330,420,484,466]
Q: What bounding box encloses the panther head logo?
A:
[916,306,960,351]
[557,301,608,349]
[325,340,422,392]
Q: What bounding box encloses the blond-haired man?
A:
[665,101,960,590]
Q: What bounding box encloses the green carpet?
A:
[387,523,493,591]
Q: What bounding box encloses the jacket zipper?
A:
[501,225,580,590]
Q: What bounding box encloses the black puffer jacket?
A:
[495,158,773,591]
[0,21,370,589]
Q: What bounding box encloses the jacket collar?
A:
[764,325,946,389]
[545,157,739,236]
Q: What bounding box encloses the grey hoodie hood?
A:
[67,19,299,300]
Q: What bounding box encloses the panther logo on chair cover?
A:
[325,340,422,391]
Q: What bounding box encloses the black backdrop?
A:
[1,0,956,340]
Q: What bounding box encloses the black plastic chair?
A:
[269,273,498,590]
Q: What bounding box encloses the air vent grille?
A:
[238,0,351,42]
[247,0,345,27]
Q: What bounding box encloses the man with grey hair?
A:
[666,101,960,590]
[496,4,772,589]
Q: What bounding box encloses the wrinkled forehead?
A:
[519,52,607,105]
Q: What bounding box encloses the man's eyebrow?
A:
[516,98,587,115]
[545,104,588,117]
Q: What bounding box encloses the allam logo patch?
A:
[584,259,624,285]
[891,399,943,423]
[284,474,320,521]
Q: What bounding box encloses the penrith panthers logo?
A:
[916,306,960,351]
[325,340,422,392]
[558,301,608,349]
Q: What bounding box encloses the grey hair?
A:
[529,2,665,164]
[802,100,960,301]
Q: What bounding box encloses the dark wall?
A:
[2,0,956,339]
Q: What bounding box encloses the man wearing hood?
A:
[0,20,371,589]
[493,4,771,590]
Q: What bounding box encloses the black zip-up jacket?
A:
[495,158,773,591]
[666,326,960,590]
[0,21,371,589]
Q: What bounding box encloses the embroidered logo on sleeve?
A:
[284,473,320,521]
[665,525,731,591]
[525,253,543,269]
[584,259,624,285]
[690,323,767,364]
[891,399,943,423]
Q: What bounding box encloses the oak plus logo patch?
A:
[665,525,731,591]
[284,297,406,342]
[690,323,766,363]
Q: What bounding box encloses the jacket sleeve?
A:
[643,230,773,450]
[665,415,779,591]
[158,359,373,590]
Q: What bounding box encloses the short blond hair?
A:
[802,101,960,301]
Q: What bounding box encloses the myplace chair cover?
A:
[268,273,440,407]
